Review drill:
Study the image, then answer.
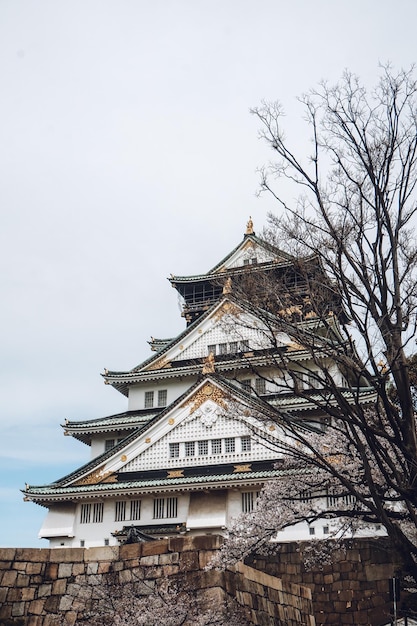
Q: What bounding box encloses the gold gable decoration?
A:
[145,356,172,371]
[185,382,229,415]
[73,470,117,486]
[213,300,242,322]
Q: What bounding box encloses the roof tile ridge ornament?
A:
[245,216,254,236]
[202,351,215,374]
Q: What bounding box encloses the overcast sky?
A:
[1,0,416,547]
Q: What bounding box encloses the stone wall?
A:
[253,538,404,625]
[0,536,314,626]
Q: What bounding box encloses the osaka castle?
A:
[23,219,374,548]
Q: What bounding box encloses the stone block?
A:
[59,595,75,611]
[44,595,61,612]
[198,549,218,569]
[140,554,159,566]
[52,578,67,595]
[49,547,84,563]
[45,562,59,580]
[26,561,44,575]
[15,548,50,562]
[37,583,53,597]
[1,569,17,586]
[97,561,112,574]
[7,587,23,601]
[162,564,179,577]
[141,538,169,556]
[16,573,30,587]
[0,547,17,560]
[0,604,12,619]
[179,550,199,572]
[119,542,143,560]
[63,610,78,626]
[86,562,99,575]
[28,598,46,615]
[84,545,118,562]
[58,562,74,578]
[118,568,133,583]
[11,601,25,617]
[159,551,179,565]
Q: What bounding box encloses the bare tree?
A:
[219,67,417,586]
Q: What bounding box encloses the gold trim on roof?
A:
[213,301,242,321]
[245,217,254,235]
[73,470,116,486]
[233,464,252,473]
[146,356,172,371]
[167,469,184,478]
[185,382,229,414]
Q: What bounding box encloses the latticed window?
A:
[241,436,251,452]
[185,441,195,456]
[105,439,116,452]
[158,389,167,407]
[198,440,208,455]
[80,503,91,524]
[153,497,178,519]
[92,502,104,523]
[115,501,126,522]
[144,391,154,408]
[241,491,259,513]
[241,379,252,393]
[327,492,356,508]
[225,437,235,453]
[207,344,216,355]
[130,500,141,520]
[255,378,266,394]
[169,442,180,458]
[211,439,222,454]
[219,343,228,355]
[229,341,238,353]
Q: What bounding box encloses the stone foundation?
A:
[0,536,314,626]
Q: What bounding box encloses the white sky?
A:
[1,0,416,547]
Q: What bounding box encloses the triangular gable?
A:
[207,234,292,274]
[65,375,288,487]
[139,297,292,372]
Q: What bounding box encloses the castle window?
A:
[207,344,216,355]
[115,501,126,522]
[105,439,116,452]
[219,343,228,355]
[130,499,141,520]
[241,436,251,452]
[80,504,91,524]
[211,439,222,454]
[241,379,252,393]
[240,340,250,352]
[153,497,178,519]
[144,391,154,408]
[225,437,235,453]
[198,440,208,455]
[185,441,195,456]
[242,491,259,513]
[92,503,104,523]
[229,342,238,353]
[158,389,167,407]
[255,378,266,394]
[169,442,180,458]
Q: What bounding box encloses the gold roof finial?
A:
[223,277,232,295]
[245,216,254,235]
[202,351,215,374]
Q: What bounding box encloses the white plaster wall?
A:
[127,379,194,411]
